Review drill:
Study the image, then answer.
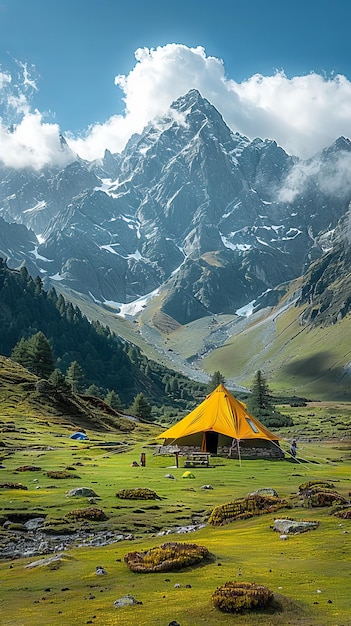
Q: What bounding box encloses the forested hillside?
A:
[0,258,206,410]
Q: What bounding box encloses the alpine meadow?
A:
[1,69,351,626]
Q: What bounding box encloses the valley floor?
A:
[1,414,351,626]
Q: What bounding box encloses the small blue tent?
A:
[70,432,89,440]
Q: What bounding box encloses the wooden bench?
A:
[184,452,210,468]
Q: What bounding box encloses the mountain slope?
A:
[201,283,351,400]
[0,355,136,433]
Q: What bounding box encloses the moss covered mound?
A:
[334,508,351,519]
[116,487,161,500]
[47,470,80,479]
[298,480,335,493]
[209,494,289,526]
[124,541,210,573]
[0,482,28,490]
[15,465,41,472]
[212,581,274,613]
[65,507,109,521]
[299,480,347,507]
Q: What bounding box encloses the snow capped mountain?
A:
[0,89,350,324]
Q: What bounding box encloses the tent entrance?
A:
[201,431,218,454]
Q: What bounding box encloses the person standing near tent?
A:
[228,438,238,457]
[290,439,297,458]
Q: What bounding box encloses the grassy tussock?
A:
[124,541,210,572]
[209,494,289,526]
[212,581,274,613]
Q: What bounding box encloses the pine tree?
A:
[66,360,84,393]
[85,384,103,398]
[207,370,225,393]
[11,332,54,379]
[249,370,273,414]
[27,332,55,379]
[49,368,70,392]
[248,370,293,427]
[11,337,32,371]
[131,392,152,420]
[104,390,122,411]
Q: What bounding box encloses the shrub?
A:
[116,488,161,500]
[212,581,274,613]
[298,480,335,493]
[15,465,41,472]
[65,507,109,521]
[334,508,351,519]
[299,481,347,507]
[46,470,80,479]
[0,482,28,490]
[209,494,289,526]
[124,541,210,573]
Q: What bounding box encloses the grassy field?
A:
[1,397,351,626]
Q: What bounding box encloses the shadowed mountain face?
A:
[1,89,351,325]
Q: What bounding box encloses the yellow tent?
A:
[157,384,281,456]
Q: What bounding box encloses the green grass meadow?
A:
[1,406,351,626]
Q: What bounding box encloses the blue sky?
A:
[0,0,351,167]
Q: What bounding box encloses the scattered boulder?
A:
[249,488,279,498]
[212,581,274,613]
[114,595,142,608]
[25,554,75,569]
[273,519,319,534]
[24,518,45,531]
[165,474,175,479]
[66,487,99,498]
[95,566,107,575]
[200,485,213,490]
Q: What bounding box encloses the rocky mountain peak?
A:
[1,90,350,327]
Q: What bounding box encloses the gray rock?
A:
[200,484,213,490]
[165,474,175,479]
[114,595,142,608]
[25,553,74,569]
[24,518,45,531]
[249,487,279,498]
[66,487,99,498]
[273,519,319,534]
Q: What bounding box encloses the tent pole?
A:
[237,438,242,467]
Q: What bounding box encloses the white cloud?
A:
[0,111,74,169]
[3,44,351,169]
[0,64,74,169]
[67,44,351,162]
[279,150,351,203]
